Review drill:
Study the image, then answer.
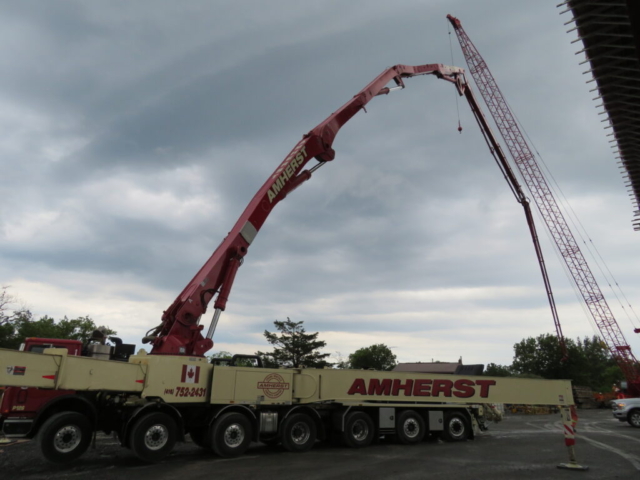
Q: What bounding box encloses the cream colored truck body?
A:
[1,348,573,407]
[0,347,574,464]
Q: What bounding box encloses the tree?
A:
[510,334,622,392]
[333,352,350,369]
[0,285,17,325]
[0,310,115,353]
[0,286,116,349]
[346,344,397,371]
[256,318,332,368]
[484,363,512,377]
[209,350,257,367]
[511,334,570,380]
[210,350,233,360]
[0,286,30,347]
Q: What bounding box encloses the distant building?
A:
[393,357,484,376]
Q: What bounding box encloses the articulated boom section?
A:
[447,14,640,395]
[149,64,465,357]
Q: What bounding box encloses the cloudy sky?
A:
[2,0,639,367]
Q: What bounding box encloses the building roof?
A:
[394,362,460,374]
[393,362,485,375]
[560,0,640,230]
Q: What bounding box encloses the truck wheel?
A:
[441,411,470,442]
[628,410,640,428]
[210,412,252,457]
[39,411,92,464]
[129,412,178,463]
[342,412,374,448]
[396,410,425,444]
[281,413,317,453]
[189,427,210,449]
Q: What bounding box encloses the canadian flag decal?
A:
[181,365,200,383]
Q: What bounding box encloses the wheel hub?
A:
[291,422,311,445]
[351,420,369,441]
[404,418,419,438]
[54,425,82,453]
[144,424,169,450]
[450,418,465,437]
[224,423,244,447]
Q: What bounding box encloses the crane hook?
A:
[458,120,463,134]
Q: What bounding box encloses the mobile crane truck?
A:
[0,63,578,466]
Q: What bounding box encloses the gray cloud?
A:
[1,1,637,366]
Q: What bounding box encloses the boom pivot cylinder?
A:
[206,308,222,340]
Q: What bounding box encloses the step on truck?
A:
[1,62,579,465]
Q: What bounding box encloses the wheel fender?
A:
[282,406,321,421]
[32,394,98,439]
[461,409,476,439]
[331,406,353,433]
[211,405,256,423]
[122,401,184,447]
[445,408,474,440]
[628,408,640,426]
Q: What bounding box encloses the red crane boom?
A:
[146,60,564,361]
[447,14,640,396]
[144,64,467,356]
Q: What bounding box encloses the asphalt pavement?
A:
[1,409,637,480]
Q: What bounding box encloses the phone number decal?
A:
[175,386,207,398]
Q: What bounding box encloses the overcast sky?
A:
[2,0,639,367]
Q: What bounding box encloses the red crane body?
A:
[146,64,466,356]
[447,14,640,396]
[146,60,564,369]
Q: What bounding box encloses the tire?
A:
[396,410,425,445]
[129,412,178,463]
[38,411,92,464]
[281,413,317,453]
[210,412,252,457]
[441,411,470,442]
[342,411,374,448]
[189,427,210,449]
[628,410,640,428]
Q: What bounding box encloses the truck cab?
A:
[19,338,83,355]
[1,338,82,439]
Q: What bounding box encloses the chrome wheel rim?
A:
[351,419,369,441]
[144,424,169,450]
[223,423,245,448]
[449,418,465,438]
[290,421,311,445]
[403,418,420,438]
[54,425,82,453]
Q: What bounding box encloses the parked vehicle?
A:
[611,398,640,427]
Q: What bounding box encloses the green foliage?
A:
[0,287,115,349]
[256,318,332,368]
[511,334,623,392]
[208,350,257,367]
[344,344,397,371]
[210,350,233,359]
[484,363,512,377]
[333,352,350,369]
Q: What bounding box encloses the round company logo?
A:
[257,373,290,399]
